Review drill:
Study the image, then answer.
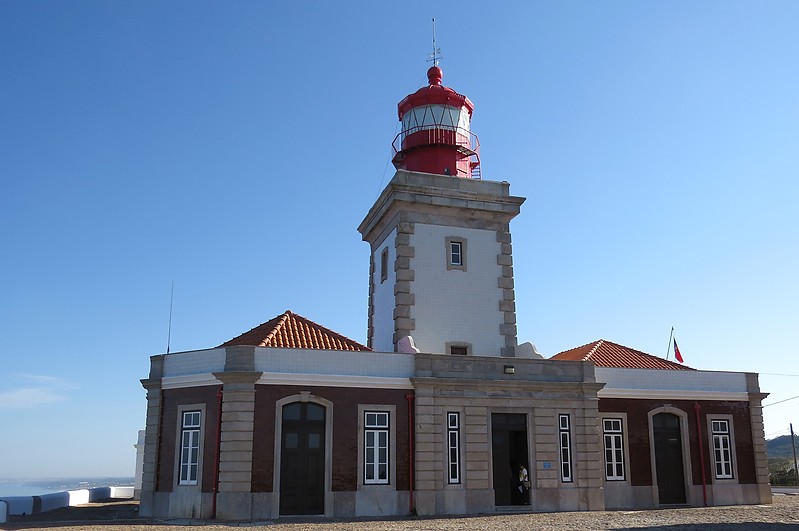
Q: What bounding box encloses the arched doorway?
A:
[279,401,326,515]
[652,412,686,504]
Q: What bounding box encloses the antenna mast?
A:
[166,282,174,354]
[427,18,442,66]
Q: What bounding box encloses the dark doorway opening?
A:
[653,412,687,504]
[491,413,529,506]
[279,402,326,515]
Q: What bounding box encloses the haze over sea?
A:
[0,477,134,498]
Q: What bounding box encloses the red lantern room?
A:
[392,66,481,179]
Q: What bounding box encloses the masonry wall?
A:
[251,384,411,494]
[157,386,221,493]
[599,398,756,487]
[358,171,525,358]
[410,223,505,356]
[411,355,605,515]
[369,228,397,352]
[598,397,766,508]
[412,383,605,515]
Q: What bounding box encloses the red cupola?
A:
[391,66,481,179]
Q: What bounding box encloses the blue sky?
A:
[1,1,797,479]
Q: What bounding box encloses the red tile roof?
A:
[550,339,693,370]
[218,310,371,352]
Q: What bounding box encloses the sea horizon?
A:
[0,477,134,498]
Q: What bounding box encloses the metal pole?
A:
[791,423,799,482]
[166,282,174,354]
[665,327,674,360]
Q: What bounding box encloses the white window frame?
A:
[447,412,461,484]
[445,237,467,271]
[559,414,573,483]
[603,417,625,481]
[177,407,203,486]
[450,241,462,266]
[364,411,390,485]
[709,417,736,480]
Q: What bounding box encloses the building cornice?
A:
[258,373,413,389]
[161,374,222,389]
[358,170,524,245]
[411,376,604,396]
[161,372,412,390]
[598,388,751,401]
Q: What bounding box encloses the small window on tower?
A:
[380,247,388,283]
[445,237,467,271]
[447,343,471,356]
[450,242,462,265]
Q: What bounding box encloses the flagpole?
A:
[665,326,674,360]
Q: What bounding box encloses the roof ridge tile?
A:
[217,309,371,352]
[551,338,693,371]
[262,311,292,348]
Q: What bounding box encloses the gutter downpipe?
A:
[406,392,415,514]
[212,388,223,518]
[694,402,707,506]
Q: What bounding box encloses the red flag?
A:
[673,339,684,363]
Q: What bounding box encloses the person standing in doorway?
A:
[516,462,529,505]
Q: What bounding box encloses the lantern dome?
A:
[392,67,480,179]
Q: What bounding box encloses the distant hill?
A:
[767,434,799,459]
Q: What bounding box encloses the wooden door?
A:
[279,402,326,515]
[653,412,686,504]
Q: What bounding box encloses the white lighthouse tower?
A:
[358,65,525,357]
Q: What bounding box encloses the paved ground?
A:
[772,487,799,495]
[4,494,799,530]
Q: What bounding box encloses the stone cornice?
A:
[411,376,605,396]
[748,392,770,403]
[161,374,222,389]
[140,378,162,391]
[598,389,751,401]
[162,372,412,390]
[359,170,525,244]
[258,373,413,389]
[213,371,263,385]
[413,353,596,384]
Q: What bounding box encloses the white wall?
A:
[163,348,226,376]
[134,429,145,496]
[596,367,750,400]
[371,228,397,353]
[254,347,414,380]
[410,224,504,355]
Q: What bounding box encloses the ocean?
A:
[0,477,134,498]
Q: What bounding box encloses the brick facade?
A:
[599,398,757,487]
[157,386,221,493]
[250,385,410,493]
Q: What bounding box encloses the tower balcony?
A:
[391,125,481,178]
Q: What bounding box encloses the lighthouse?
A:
[359,65,525,357]
[392,66,481,179]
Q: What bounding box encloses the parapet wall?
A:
[0,486,134,516]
